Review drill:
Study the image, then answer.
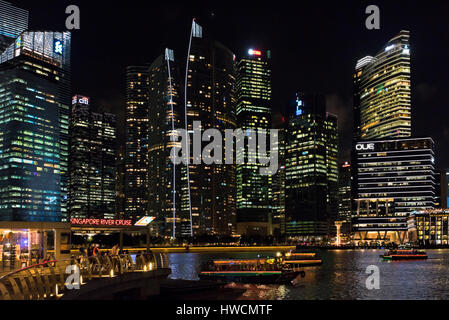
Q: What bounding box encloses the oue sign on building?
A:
[356,143,375,151]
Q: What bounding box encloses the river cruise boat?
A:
[381,248,427,260]
[199,258,304,284]
[282,251,323,267]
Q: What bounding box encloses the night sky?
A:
[11,0,449,167]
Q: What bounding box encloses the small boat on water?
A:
[282,251,323,267]
[199,257,305,284]
[381,248,427,260]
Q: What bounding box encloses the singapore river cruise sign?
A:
[70,218,133,226]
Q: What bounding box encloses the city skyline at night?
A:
[2,0,449,306]
[8,1,449,166]
[0,1,446,235]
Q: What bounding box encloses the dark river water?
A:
[166,249,449,300]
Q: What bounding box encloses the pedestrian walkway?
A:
[0,252,169,300]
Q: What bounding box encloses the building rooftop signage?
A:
[248,49,262,56]
[134,216,155,226]
[70,218,132,226]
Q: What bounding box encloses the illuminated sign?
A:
[134,216,156,226]
[385,44,394,52]
[70,218,132,226]
[402,45,410,55]
[78,96,89,105]
[296,99,303,116]
[248,49,262,56]
[72,96,89,105]
[54,40,63,55]
[355,143,375,151]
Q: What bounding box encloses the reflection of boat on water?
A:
[282,251,323,267]
[199,258,305,284]
[381,248,427,260]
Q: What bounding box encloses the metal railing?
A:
[0,252,169,300]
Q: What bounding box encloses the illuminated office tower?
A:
[183,20,236,236]
[285,93,338,239]
[68,95,117,219]
[351,137,436,243]
[271,113,286,235]
[337,162,352,221]
[125,66,150,220]
[434,170,447,209]
[115,146,125,218]
[0,31,71,221]
[148,49,183,237]
[446,170,449,208]
[0,0,28,53]
[235,49,273,236]
[354,30,411,140]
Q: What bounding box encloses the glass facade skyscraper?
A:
[125,66,150,220]
[235,49,273,236]
[0,0,28,54]
[148,48,183,237]
[337,162,352,222]
[285,93,338,239]
[183,21,236,236]
[354,30,411,141]
[0,31,71,222]
[271,113,286,235]
[68,95,117,219]
[350,31,438,244]
[351,137,436,243]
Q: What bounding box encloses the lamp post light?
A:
[335,221,344,246]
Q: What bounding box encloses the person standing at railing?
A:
[87,244,94,257]
[110,244,119,256]
[93,244,100,257]
[78,247,87,264]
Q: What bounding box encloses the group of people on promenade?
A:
[79,244,127,258]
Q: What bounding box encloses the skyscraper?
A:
[337,162,352,221]
[148,48,183,237]
[285,93,338,239]
[271,113,286,235]
[115,146,126,218]
[0,31,71,221]
[68,95,117,219]
[183,20,236,236]
[351,137,436,243]
[124,66,150,220]
[433,169,447,209]
[235,48,273,236]
[0,0,28,54]
[354,30,411,141]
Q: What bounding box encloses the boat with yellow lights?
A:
[199,258,305,284]
[381,248,427,260]
[282,251,323,267]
